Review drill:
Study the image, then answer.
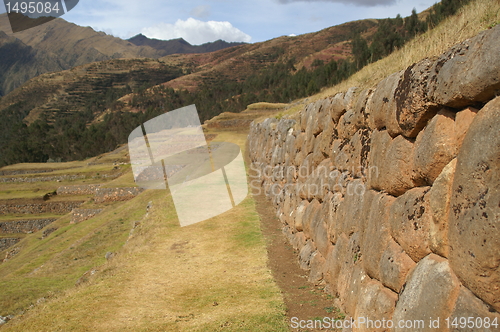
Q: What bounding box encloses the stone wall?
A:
[0,238,20,252]
[0,219,57,234]
[57,184,101,196]
[94,187,144,204]
[248,25,500,328]
[0,201,84,215]
[71,209,104,224]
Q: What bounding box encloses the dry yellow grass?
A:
[0,131,288,332]
[315,0,500,99]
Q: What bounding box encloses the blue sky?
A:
[2,0,438,44]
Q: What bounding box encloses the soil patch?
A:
[246,151,343,331]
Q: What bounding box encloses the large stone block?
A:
[354,280,398,332]
[311,133,327,168]
[336,233,362,303]
[389,186,432,262]
[331,129,371,176]
[394,58,441,138]
[450,286,500,332]
[326,192,343,244]
[318,117,336,157]
[324,238,344,296]
[335,180,373,237]
[305,102,322,138]
[379,239,416,293]
[428,158,457,258]
[393,254,461,332]
[294,200,309,232]
[362,192,395,281]
[448,97,500,312]
[299,240,316,270]
[311,204,330,258]
[413,109,458,185]
[330,92,346,123]
[302,199,321,240]
[308,251,326,285]
[366,71,403,137]
[428,25,500,109]
[337,89,372,139]
[343,265,370,317]
[454,106,478,148]
[368,131,415,196]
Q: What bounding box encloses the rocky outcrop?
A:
[71,209,104,224]
[248,25,500,327]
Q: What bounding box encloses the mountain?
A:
[127,34,246,55]
[0,14,167,97]
[0,17,381,166]
[0,30,64,96]
[158,19,378,92]
[1,0,464,166]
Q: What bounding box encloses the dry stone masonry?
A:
[249,25,500,329]
[0,201,85,215]
[0,219,57,234]
[94,187,144,204]
[0,238,20,252]
[56,184,101,196]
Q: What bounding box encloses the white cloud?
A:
[141,18,252,45]
[190,5,211,18]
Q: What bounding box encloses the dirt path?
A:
[247,160,344,332]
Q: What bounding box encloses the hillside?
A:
[0,0,498,330]
[158,19,378,92]
[0,17,381,167]
[0,14,244,98]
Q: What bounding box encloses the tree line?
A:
[0,0,472,166]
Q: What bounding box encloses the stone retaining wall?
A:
[0,219,57,234]
[0,238,20,252]
[0,169,53,176]
[94,187,144,204]
[0,173,122,184]
[57,184,101,196]
[71,209,104,224]
[248,25,500,327]
[0,201,84,215]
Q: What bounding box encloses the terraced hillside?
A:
[0,106,330,331]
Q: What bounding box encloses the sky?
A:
[1,0,439,44]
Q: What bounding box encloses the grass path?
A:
[1,132,289,331]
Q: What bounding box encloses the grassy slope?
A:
[0,130,289,331]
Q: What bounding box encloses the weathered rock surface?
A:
[448,97,500,312]
[395,58,441,138]
[413,109,457,185]
[428,25,500,108]
[393,254,460,332]
[247,26,500,324]
[389,187,432,262]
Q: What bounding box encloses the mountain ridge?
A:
[0,14,245,97]
[127,33,247,54]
